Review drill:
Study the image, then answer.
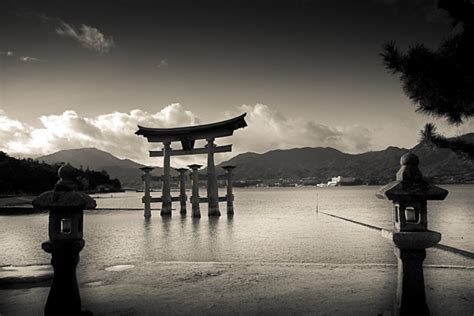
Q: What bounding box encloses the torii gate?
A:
[135,113,247,217]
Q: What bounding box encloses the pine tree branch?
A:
[420,123,474,159]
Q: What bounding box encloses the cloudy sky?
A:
[0,0,472,166]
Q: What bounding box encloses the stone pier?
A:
[140,166,154,218]
[176,168,188,214]
[222,165,235,214]
[188,164,202,218]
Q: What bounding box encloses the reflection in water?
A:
[143,217,152,231]
[142,217,153,249]
[208,217,220,257]
[191,217,201,229]
[179,214,187,237]
[158,216,173,260]
[226,214,234,244]
[208,217,220,239]
[161,216,172,236]
[191,217,201,257]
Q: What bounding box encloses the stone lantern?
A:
[376,153,448,316]
[33,164,96,316]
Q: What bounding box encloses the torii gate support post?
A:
[206,138,221,216]
[222,165,235,214]
[377,153,448,316]
[188,164,202,218]
[140,166,154,218]
[161,141,172,216]
[176,168,188,214]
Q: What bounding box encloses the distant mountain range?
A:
[38,148,154,189]
[217,133,474,184]
[36,133,474,188]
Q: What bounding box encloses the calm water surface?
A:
[1,186,472,269]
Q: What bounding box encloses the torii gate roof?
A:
[135,113,247,145]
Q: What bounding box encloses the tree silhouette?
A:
[381,0,474,159]
[0,152,122,195]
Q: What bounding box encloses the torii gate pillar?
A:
[175,168,188,214]
[222,165,235,214]
[188,164,202,218]
[206,138,221,216]
[140,166,154,218]
[161,141,172,216]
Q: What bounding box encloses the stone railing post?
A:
[222,165,235,214]
[376,153,448,316]
[175,168,188,215]
[140,166,154,218]
[32,164,96,316]
[188,164,202,218]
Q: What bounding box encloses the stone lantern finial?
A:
[54,164,78,192]
[396,153,423,183]
[33,165,96,211]
[377,153,448,203]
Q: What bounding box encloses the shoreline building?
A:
[318,176,359,187]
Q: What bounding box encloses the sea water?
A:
[1,186,472,269]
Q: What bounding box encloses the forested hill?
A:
[37,147,170,189]
[0,152,122,195]
[217,133,474,184]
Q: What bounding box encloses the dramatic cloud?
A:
[0,104,379,166]
[56,22,115,54]
[227,104,373,158]
[0,104,199,164]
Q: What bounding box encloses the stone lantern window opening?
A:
[393,201,428,232]
[404,206,418,223]
[60,218,72,234]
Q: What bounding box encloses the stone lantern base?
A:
[382,230,441,249]
[42,240,92,316]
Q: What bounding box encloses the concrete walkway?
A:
[1,262,472,315]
